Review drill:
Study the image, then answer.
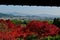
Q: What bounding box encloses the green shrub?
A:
[42,35,60,40]
[53,18,60,28]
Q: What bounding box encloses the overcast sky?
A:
[0,5,60,15]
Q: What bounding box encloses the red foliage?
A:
[0,19,60,40]
[26,20,60,37]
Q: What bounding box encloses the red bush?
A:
[0,19,60,40]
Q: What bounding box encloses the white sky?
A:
[0,5,60,15]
